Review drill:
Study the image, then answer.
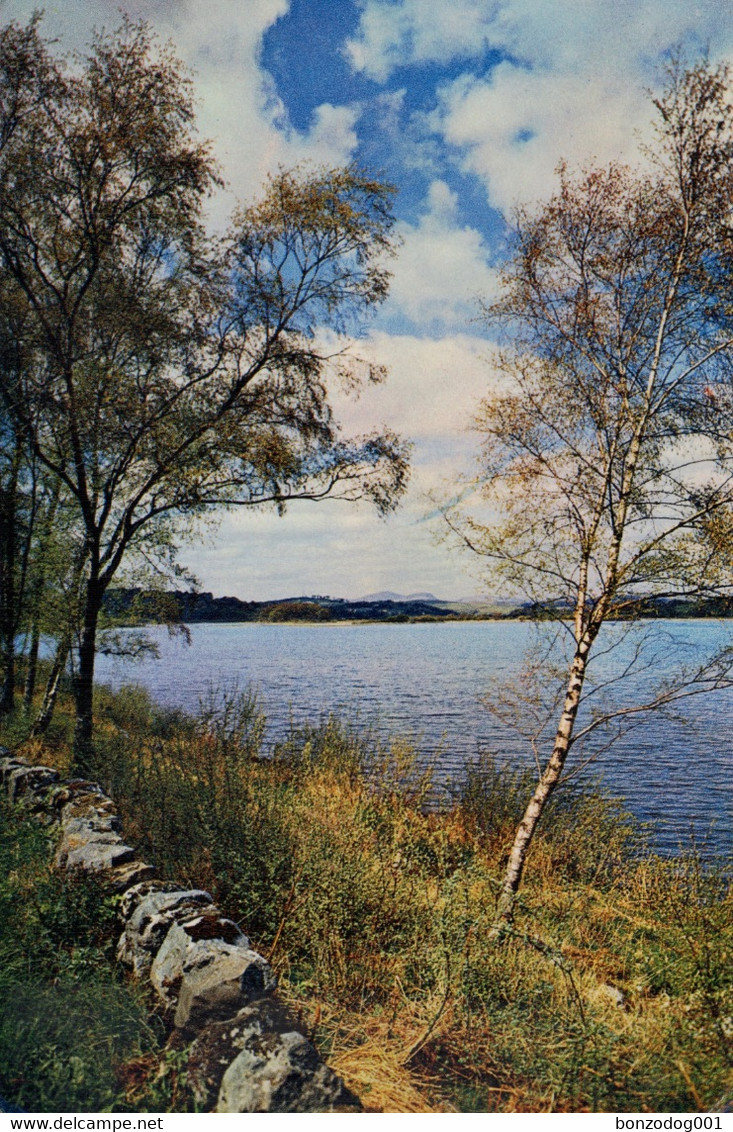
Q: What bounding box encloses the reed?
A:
[4,681,731,1113]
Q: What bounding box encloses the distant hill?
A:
[358,590,442,603]
[359,591,520,609]
[456,594,519,607]
[102,588,733,627]
[102,588,486,625]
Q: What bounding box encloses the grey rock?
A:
[600,983,626,1008]
[214,1005,357,1109]
[30,783,71,819]
[176,947,272,1031]
[150,916,274,1028]
[118,880,179,923]
[60,839,137,871]
[55,790,137,873]
[219,1032,342,1113]
[42,781,105,818]
[105,859,157,892]
[117,889,218,975]
[60,790,117,823]
[0,751,26,769]
[60,779,107,796]
[57,821,121,853]
[189,998,360,1114]
[7,765,60,802]
[0,754,29,787]
[62,811,122,837]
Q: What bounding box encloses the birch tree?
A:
[0,18,408,770]
[451,60,733,928]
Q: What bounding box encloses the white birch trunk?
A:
[493,634,593,930]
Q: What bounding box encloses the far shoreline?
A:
[103,586,733,629]
[118,612,733,630]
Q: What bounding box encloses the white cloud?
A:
[348,0,733,80]
[184,494,481,601]
[484,0,732,74]
[332,329,494,441]
[3,0,360,226]
[432,63,647,213]
[189,327,497,600]
[346,0,501,82]
[303,102,361,167]
[384,180,498,329]
[349,0,733,213]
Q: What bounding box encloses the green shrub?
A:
[0,798,165,1113]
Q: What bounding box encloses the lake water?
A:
[95,619,733,857]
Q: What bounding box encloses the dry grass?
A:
[324,1015,454,1113]
[3,682,732,1113]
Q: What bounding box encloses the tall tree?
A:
[0,15,55,715]
[450,60,733,929]
[0,403,24,714]
[0,19,408,770]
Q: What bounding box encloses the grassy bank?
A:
[4,682,732,1113]
[0,794,178,1112]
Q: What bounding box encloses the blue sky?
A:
[5,0,733,599]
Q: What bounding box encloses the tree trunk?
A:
[31,634,69,736]
[23,479,63,712]
[493,635,593,931]
[0,462,19,716]
[72,579,102,776]
[23,618,40,710]
[0,635,15,715]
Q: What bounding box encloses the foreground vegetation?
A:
[1,679,730,1113]
[0,795,176,1112]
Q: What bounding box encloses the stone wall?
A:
[0,750,360,1114]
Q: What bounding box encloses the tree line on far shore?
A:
[104,586,733,625]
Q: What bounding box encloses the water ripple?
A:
[95,620,733,857]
